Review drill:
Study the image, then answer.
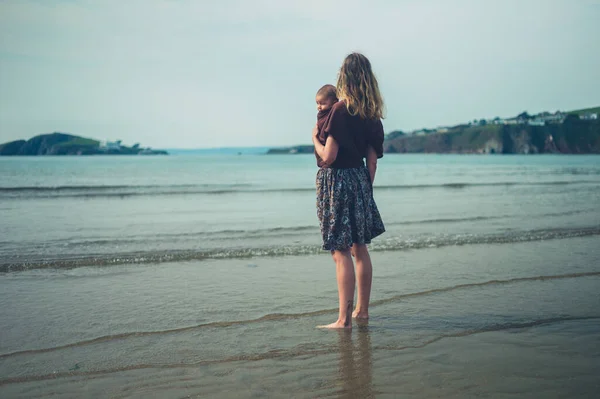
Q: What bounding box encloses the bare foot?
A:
[352,310,369,319]
[317,320,352,329]
[319,301,353,329]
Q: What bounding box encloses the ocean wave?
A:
[2,226,599,272]
[2,208,589,249]
[2,313,597,386]
[0,183,255,198]
[3,314,598,386]
[1,271,597,362]
[557,167,600,176]
[1,180,598,199]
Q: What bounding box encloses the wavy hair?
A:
[336,53,384,120]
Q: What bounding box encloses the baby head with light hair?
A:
[315,84,338,113]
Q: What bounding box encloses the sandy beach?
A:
[1,154,600,397]
[1,236,599,398]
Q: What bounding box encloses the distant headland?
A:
[268,106,600,155]
[0,133,168,156]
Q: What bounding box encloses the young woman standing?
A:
[313,52,386,329]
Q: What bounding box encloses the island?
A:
[0,133,168,156]
[266,145,314,155]
[268,106,600,155]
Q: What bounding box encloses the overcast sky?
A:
[1,0,599,148]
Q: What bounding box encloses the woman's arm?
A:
[313,124,339,165]
[366,145,378,184]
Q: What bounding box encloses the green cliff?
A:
[385,117,600,154]
[268,106,600,155]
[0,133,168,156]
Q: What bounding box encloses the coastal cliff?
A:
[385,117,600,154]
[267,106,600,155]
[0,133,168,156]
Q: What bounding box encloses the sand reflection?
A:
[336,323,374,398]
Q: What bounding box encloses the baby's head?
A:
[316,84,338,112]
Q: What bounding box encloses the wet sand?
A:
[1,236,599,398]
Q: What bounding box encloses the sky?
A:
[0,0,599,149]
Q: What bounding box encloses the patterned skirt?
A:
[316,166,385,251]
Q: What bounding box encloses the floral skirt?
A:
[316,166,385,251]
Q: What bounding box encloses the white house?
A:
[528,119,545,126]
[580,113,598,120]
[99,140,122,150]
[541,112,564,123]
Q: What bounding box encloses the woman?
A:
[313,52,386,329]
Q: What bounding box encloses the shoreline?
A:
[1,236,599,397]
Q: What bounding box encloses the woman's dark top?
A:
[318,101,384,169]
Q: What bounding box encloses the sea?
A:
[0,154,599,398]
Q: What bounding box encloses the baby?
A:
[314,84,338,166]
[315,84,338,142]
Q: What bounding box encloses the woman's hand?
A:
[314,135,339,165]
[366,146,378,184]
[313,123,339,164]
[312,124,320,146]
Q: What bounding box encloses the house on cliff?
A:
[503,118,522,125]
[99,140,122,150]
[529,119,545,126]
[581,113,598,120]
[540,112,565,123]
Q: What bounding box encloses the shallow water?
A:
[1,155,599,271]
[1,238,599,397]
[1,154,599,397]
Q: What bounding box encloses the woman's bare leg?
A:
[318,249,355,329]
[352,244,372,319]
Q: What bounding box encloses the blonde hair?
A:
[336,52,384,119]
